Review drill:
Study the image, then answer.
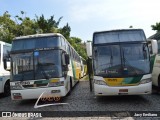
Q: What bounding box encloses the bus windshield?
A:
[94,43,150,77]
[12,36,60,51]
[11,50,62,81]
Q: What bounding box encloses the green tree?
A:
[68,37,87,59]
[0,11,17,43]
[70,37,82,44]
[59,23,71,39]
[151,22,160,32]
[35,14,62,33]
[0,11,87,60]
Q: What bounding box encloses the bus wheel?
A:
[67,78,72,96]
[70,77,73,90]
[3,81,11,97]
[158,75,160,89]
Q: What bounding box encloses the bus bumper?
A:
[94,82,152,96]
[11,86,67,100]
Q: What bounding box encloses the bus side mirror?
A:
[3,58,10,71]
[65,54,70,65]
[86,42,92,57]
[151,39,158,54]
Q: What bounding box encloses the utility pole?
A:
[87,57,92,92]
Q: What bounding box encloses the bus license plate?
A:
[119,89,128,92]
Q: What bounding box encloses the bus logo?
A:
[40,95,61,102]
[34,91,69,108]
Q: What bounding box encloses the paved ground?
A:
[0,79,160,119]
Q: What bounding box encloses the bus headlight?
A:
[48,81,64,87]
[140,78,151,84]
[94,80,106,85]
[10,85,23,90]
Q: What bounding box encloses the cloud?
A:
[68,0,160,23]
[67,0,160,38]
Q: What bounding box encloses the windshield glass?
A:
[11,50,62,81]
[94,45,121,76]
[94,43,150,77]
[12,36,60,51]
[121,44,150,75]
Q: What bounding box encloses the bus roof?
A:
[0,41,11,46]
[12,33,81,59]
[93,29,144,35]
[93,29,146,44]
[14,33,63,40]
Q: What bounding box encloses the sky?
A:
[0,0,160,41]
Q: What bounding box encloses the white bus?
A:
[9,33,81,100]
[86,29,158,96]
[0,41,11,96]
[148,39,160,88]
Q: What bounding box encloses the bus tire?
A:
[158,75,160,89]
[3,80,10,97]
[67,77,72,96]
[70,77,73,90]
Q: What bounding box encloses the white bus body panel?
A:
[11,86,67,100]
[94,75,152,96]
[152,55,160,86]
[11,77,71,100]
[0,41,11,94]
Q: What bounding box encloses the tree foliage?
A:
[151,22,160,32]
[0,11,17,43]
[0,11,87,59]
[68,37,87,59]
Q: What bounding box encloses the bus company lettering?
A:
[15,81,30,85]
[108,78,117,82]
[34,91,69,108]
[40,95,61,101]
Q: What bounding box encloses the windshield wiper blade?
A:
[99,47,113,68]
[37,62,53,79]
[122,48,138,75]
[38,63,55,66]
[110,48,113,67]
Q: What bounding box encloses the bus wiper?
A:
[122,48,138,75]
[143,44,147,59]
[39,63,55,66]
[110,48,113,67]
[37,62,53,79]
[122,48,126,67]
[99,48,113,68]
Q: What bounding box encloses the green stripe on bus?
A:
[34,80,49,84]
[123,76,143,84]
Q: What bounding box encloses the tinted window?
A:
[93,43,150,77]
[12,36,60,51]
[3,45,11,58]
[94,30,146,44]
